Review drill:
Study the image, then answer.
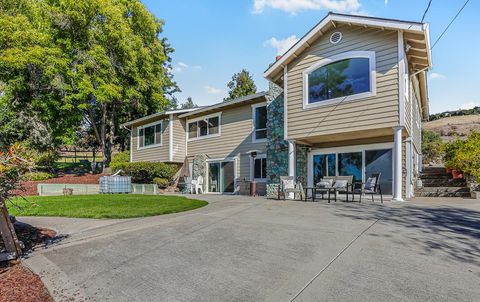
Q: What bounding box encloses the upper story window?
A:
[252,104,267,142]
[303,51,376,109]
[138,121,162,149]
[187,114,220,141]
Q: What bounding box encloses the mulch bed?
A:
[0,264,53,302]
[16,173,105,196]
[0,223,57,302]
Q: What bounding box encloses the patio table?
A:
[305,187,334,202]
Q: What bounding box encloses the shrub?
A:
[421,130,444,164]
[34,150,60,167]
[21,171,55,181]
[111,151,130,166]
[153,177,170,188]
[451,132,480,182]
[114,162,178,183]
[443,138,464,169]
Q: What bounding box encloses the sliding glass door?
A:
[310,146,393,194]
[207,160,235,194]
[365,149,392,194]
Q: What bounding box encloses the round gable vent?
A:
[330,32,342,44]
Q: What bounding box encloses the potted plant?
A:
[443,138,463,177]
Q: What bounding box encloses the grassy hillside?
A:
[423,114,480,142]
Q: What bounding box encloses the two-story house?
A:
[122,13,432,200]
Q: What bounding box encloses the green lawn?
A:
[8,195,208,219]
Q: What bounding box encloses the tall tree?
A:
[224,69,257,101]
[180,97,197,109]
[0,0,178,167]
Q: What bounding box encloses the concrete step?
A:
[420,174,453,180]
[415,191,472,198]
[416,187,470,193]
[421,178,467,187]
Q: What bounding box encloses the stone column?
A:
[393,127,404,201]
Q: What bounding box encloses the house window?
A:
[252,104,267,142]
[187,114,221,140]
[304,51,375,107]
[251,154,267,181]
[138,122,162,149]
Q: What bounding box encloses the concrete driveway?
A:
[21,195,480,302]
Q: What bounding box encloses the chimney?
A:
[275,55,282,61]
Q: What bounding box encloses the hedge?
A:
[111,161,179,183]
[21,171,55,181]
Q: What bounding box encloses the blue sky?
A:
[142,0,479,114]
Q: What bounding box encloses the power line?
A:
[431,0,470,49]
[421,0,433,23]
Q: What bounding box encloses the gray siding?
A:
[131,119,169,162]
[286,25,400,140]
[186,103,267,194]
[172,116,186,162]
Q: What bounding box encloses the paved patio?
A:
[21,195,480,302]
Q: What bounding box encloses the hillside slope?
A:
[423,114,480,142]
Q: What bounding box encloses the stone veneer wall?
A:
[265,83,288,198]
[295,144,309,188]
[192,154,208,192]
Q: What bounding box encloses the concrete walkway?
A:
[21,195,480,302]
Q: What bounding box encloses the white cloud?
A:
[264,35,299,56]
[172,62,201,73]
[384,0,388,5]
[429,72,446,80]
[459,102,480,110]
[252,0,362,15]
[205,86,222,94]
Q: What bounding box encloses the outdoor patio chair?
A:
[323,176,354,202]
[191,175,204,194]
[278,176,304,201]
[352,173,383,203]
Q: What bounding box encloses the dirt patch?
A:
[0,264,53,302]
[16,174,106,196]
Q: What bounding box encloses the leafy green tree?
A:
[422,130,444,164]
[224,69,257,101]
[0,0,178,167]
[181,97,197,109]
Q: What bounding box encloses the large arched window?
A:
[303,51,376,108]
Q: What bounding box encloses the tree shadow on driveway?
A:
[332,203,480,266]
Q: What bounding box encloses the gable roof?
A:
[178,92,268,119]
[121,108,200,128]
[264,12,432,82]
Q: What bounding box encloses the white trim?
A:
[168,114,173,162]
[205,157,238,194]
[137,120,163,150]
[283,66,288,140]
[264,13,427,79]
[302,51,376,110]
[129,130,133,162]
[405,137,413,198]
[186,112,222,142]
[392,126,404,201]
[307,142,395,194]
[398,31,406,126]
[251,102,267,143]
[250,154,267,182]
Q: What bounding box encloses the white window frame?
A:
[302,51,377,110]
[251,103,267,143]
[250,153,267,182]
[307,142,394,195]
[137,120,163,150]
[186,112,222,142]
